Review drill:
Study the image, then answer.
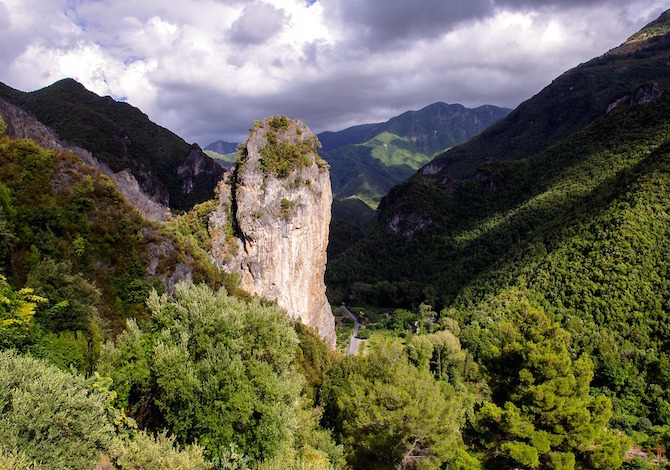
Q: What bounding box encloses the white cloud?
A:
[0,0,668,145]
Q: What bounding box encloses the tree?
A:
[0,206,14,272]
[473,295,629,469]
[0,274,45,350]
[407,329,466,382]
[115,431,211,470]
[97,281,304,462]
[328,338,474,469]
[0,350,115,469]
[0,349,213,469]
[26,257,100,336]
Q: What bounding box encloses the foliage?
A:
[268,115,291,132]
[406,329,466,382]
[26,257,100,336]
[0,350,211,469]
[323,338,474,469]
[115,430,211,470]
[280,197,295,219]
[0,350,116,469]
[469,293,629,469]
[0,274,45,349]
[256,442,332,470]
[167,198,219,253]
[0,447,47,470]
[257,117,322,178]
[327,88,670,429]
[97,281,304,462]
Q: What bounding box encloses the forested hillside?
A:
[1,107,634,469]
[0,123,234,368]
[325,10,670,465]
[0,79,221,210]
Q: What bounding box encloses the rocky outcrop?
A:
[0,97,66,150]
[174,144,222,197]
[606,82,664,113]
[384,212,432,239]
[210,116,336,346]
[631,81,663,105]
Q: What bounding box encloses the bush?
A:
[0,350,115,469]
[116,431,210,470]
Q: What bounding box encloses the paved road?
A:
[343,304,360,355]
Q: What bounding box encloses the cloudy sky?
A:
[1,0,668,145]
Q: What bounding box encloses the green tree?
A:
[327,338,474,469]
[407,329,466,382]
[0,207,14,273]
[473,295,629,469]
[0,350,116,469]
[0,274,45,349]
[98,281,304,462]
[115,430,211,470]
[26,257,101,336]
[25,257,102,371]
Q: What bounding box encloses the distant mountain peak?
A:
[204,140,238,154]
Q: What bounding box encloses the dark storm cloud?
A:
[327,0,494,50]
[324,0,638,52]
[148,0,670,145]
[229,2,288,45]
[494,0,613,8]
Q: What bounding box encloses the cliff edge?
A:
[210,116,336,346]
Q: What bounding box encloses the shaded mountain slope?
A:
[0,79,222,211]
[327,94,670,305]
[326,10,670,422]
[318,123,379,151]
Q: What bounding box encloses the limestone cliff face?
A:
[210,116,336,346]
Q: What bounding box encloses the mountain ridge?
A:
[318,101,511,211]
[0,78,223,211]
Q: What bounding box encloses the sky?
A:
[0,0,669,146]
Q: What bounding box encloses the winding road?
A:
[342,303,360,355]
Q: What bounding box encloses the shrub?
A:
[0,350,115,469]
[116,431,210,470]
